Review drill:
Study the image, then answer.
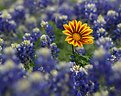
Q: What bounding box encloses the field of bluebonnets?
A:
[0,0,121,96]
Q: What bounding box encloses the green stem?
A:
[72,45,76,64]
[72,45,75,55]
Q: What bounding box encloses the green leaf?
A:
[71,52,91,67]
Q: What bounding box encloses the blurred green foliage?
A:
[0,0,16,11]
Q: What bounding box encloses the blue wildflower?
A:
[0,10,16,34]
[89,47,113,89]
[34,48,56,73]
[40,35,51,47]
[55,15,68,29]
[50,43,60,59]
[0,59,26,95]
[16,40,35,64]
[96,37,114,50]
[70,65,98,96]
[45,24,55,42]
[11,5,26,24]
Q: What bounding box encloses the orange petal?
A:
[68,22,74,33]
[82,35,94,39]
[79,24,88,33]
[82,38,94,44]
[63,24,72,32]
[72,20,78,31]
[76,21,82,33]
[82,29,93,36]
[73,20,78,27]
[77,41,83,47]
[63,30,72,36]
[65,36,73,41]
[72,40,78,46]
[68,39,74,44]
[69,21,75,32]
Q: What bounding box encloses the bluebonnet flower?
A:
[0,46,2,62]
[13,72,50,96]
[22,33,32,41]
[84,2,97,22]
[22,28,41,43]
[74,1,97,23]
[58,3,73,19]
[48,62,96,96]
[50,43,60,59]
[44,5,57,21]
[16,24,28,34]
[40,35,51,47]
[13,62,71,96]
[95,0,117,15]
[0,59,26,96]
[25,15,37,31]
[105,10,119,31]
[48,63,73,96]
[70,65,98,96]
[91,3,121,42]
[0,10,16,34]
[30,27,41,42]
[23,0,40,14]
[10,5,26,24]
[40,34,59,59]
[55,15,68,29]
[1,47,20,65]
[58,0,66,5]
[40,20,48,28]
[112,23,121,41]
[93,15,107,40]
[23,0,54,15]
[16,40,35,65]
[111,47,121,62]
[108,59,121,96]
[96,37,114,50]
[45,23,55,42]
[34,48,56,73]
[0,38,5,50]
[38,0,54,8]
[95,15,106,26]
[89,47,113,89]
[73,3,84,19]
[93,90,109,96]
[96,28,107,39]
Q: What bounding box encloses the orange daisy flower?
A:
[63,20,94,47]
